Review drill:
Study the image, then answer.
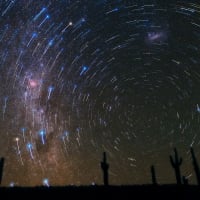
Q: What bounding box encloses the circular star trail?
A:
[0,0,200,186]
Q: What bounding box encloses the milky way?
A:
[0,0,200,186]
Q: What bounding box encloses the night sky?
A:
[0,0,200,186]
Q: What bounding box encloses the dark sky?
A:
[0,0,200,186]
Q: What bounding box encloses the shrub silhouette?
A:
[182,176,189,185]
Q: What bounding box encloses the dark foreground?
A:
[0,185,199,199]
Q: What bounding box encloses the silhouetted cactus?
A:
[0,158,4,185]
[190,147,200,185]
[151,165,157,185]
[170,148,183,185]
[101,152,109,186]
[182,176,189,185]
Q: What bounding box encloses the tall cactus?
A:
[0,158,4,185]
[170,148,183,185]
[190,147,200,185]
[151,165,157,185]
[101,152,109,186]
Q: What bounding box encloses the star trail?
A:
[0,0,200,186]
